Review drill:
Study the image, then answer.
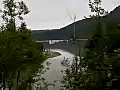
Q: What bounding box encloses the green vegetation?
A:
[61,0,120,90]
[0,0,45,89]
[0,0,120,90]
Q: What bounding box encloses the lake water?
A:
[43,49,74,90]
[33,40,87,90]
[33,49,74,90]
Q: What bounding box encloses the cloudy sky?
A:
[0,0,120,30]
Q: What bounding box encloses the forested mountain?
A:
[32,5,120,40]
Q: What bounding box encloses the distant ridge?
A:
[32,5,120,40]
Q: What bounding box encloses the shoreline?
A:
[14,50,61,89]
[45,50,61,58]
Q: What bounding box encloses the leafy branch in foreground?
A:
[0,0,46,90]
[1,0,29,32]
[88,0,108,18]
[61,0,120,90]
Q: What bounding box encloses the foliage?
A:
[89,0,108,18]
[83,27,120,89]
[61,56,86,90]
[0,0,45,89]
[62,20,120,90]
[62,0,120,90]
[1,0,29,32]
[0,31,45,89]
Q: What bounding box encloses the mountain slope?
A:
[32,5,120,40]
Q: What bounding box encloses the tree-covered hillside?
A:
[32,5,120,40]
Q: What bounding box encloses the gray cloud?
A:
[0,0,120,30]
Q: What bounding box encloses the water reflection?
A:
[33,40,87,90]
[42,40,87,56]
[36,39,88,45]
[33,49,74,90]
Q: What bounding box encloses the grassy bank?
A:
[15,50,61,90]
[44,50,61,58]
[0,32,46,90]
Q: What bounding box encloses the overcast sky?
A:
[0,0,120,30]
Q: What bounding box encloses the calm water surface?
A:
[33,40,87,90]
[33,49,74,90]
